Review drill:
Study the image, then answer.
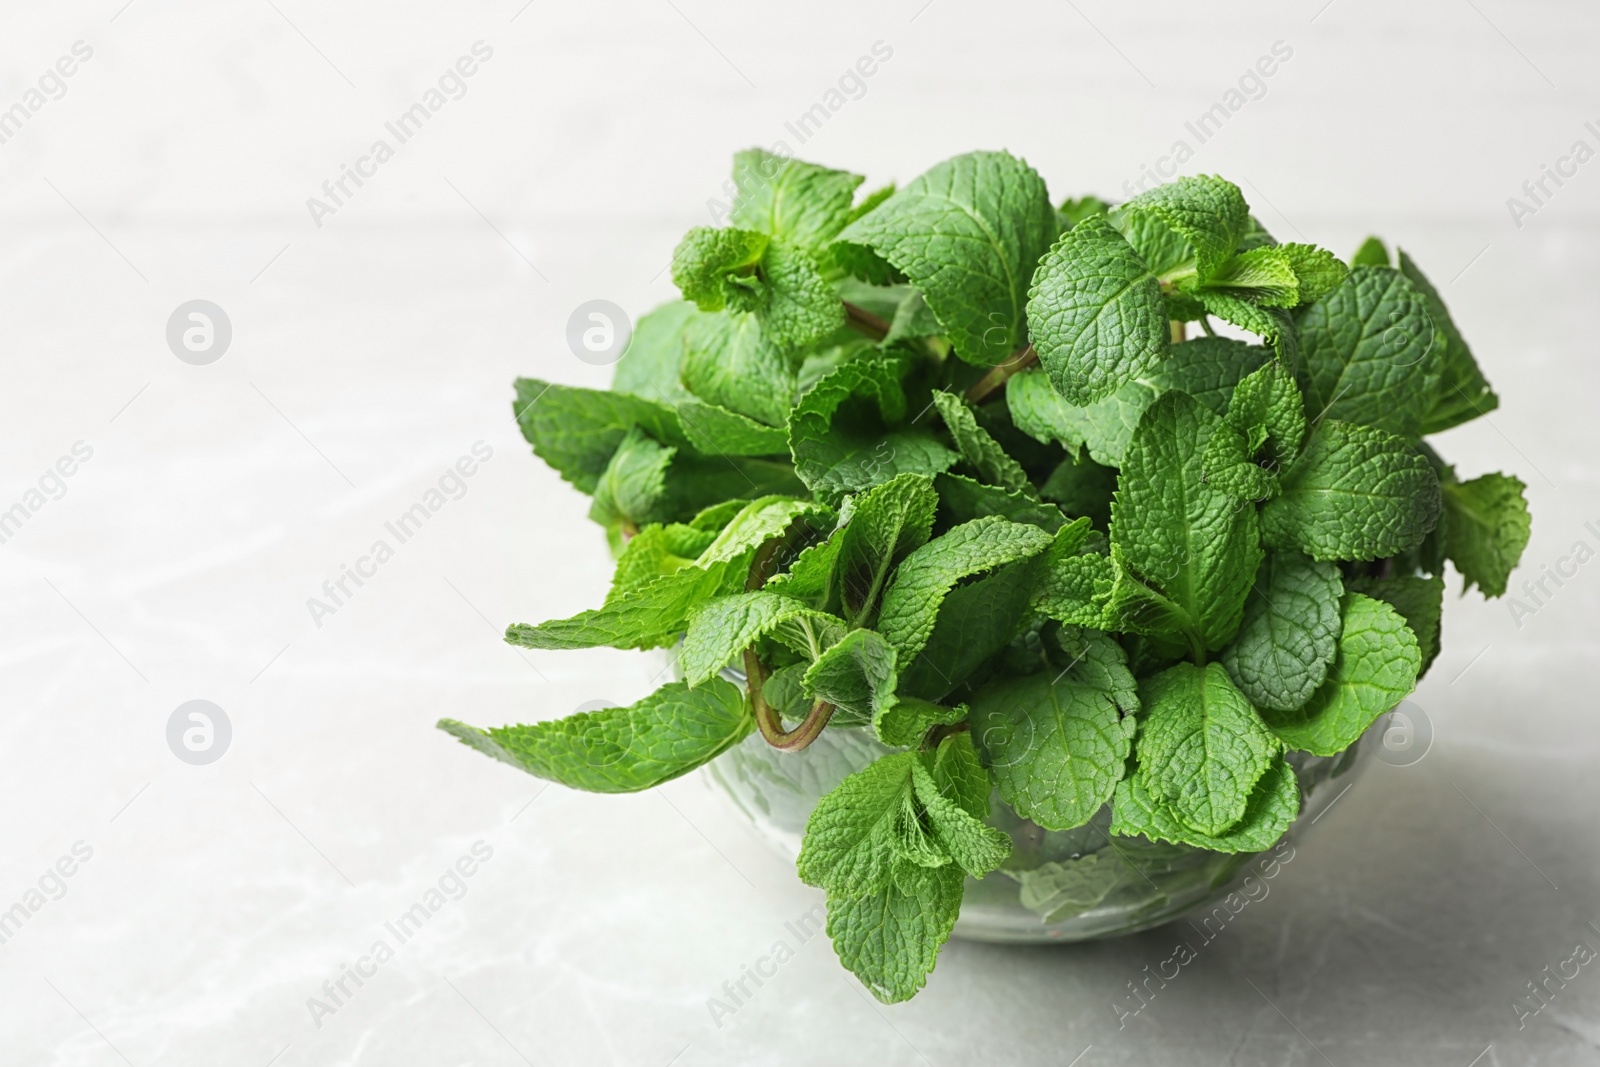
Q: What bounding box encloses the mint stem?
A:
[842,301,890,341]
[964,345,1038,403]
[742,535,836,753]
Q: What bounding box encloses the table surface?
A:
[3,2,1599,1064]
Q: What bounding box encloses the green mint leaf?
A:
[1260,420,1442,562]
[805,627,899,730]
[970,671,1133,831]
[1262,592,1420,755]
[835,150,1058,367]
[1038,453,1117,530]
[1278,243,1349,305]
[1350,236,1390,268]
[924,731,991,817]
[846,182,896,225]
[1396,248,1499,433]
[932,391,1034,494]
[1058,195,1112,230]
[798,752,920,895]
[787,357,958,497]
[1195,291,1298,361]
[1147,337,1272,417]
[1200,424,1279,501]
[1134,662,1280,836]
[825,859,963,1004]
[1054,628,1140,716]
[911,759,1011,877]
[682,310,797,427]
[729,148,864,250]
[1008,367,1159,467]
[898,560,1039,700]
[1345,572,1444,676]
[508,496,829,650]
[1200,246,1300,306]
[876,696,965,748]
[1111,756,1298,853]
[610,300,697,404]
[1441,472,1531,597]
[608,521,716,599]
[437,678,749,793]
[673,399,792,456]
[1118,175,1250,280]
[1220,551,1345,713]
[513,377,686,493]
[1225,358,1306,462]
[937,472,1067,533]
[831,472,941,625]
[671,226,769,313]
[1032,518,1114,627]
[756,239,849,348]
[587,426,673,529]
[1295,266,1439,438]
[1111,392,1263,652]
[1027,214,1168,404]
[877,516,1055,665]
[680,591,845,687]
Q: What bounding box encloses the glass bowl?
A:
[704,716,1371,943]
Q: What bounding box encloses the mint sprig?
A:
[440,154,1533,1003]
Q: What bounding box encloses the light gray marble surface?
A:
[2,1,1598,1063]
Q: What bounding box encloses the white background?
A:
[2,1,1598,1064]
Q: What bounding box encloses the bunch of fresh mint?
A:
[439,150,1531,1002]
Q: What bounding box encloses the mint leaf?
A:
[877,516,1054,665]
[897,559,1038,700]
[1135,662,1280,836]
[730,149,864,250]
[1346,572,1444,676]
[1009,367,1158,467]
[588,426,673,529]
[680,591,845,686]
[787,357,958,497]
[1110,392,1263,652]
[831,472,941,624]
[936,472,1068,533]
[507,496,829,650]
[804,627,898,730]
[1028,214,1168,404]
[1152,337,1273,415]
[1117,175,1249,279]
[825,859,963,1003]
[513,377,685,493]
[932,391,1033,494]
[924,731,991,816]
[1055,628,1140,716]
[1226,358,1306,463]
[1441,472,1531,597]
[1195,291,1298,360]
[970,671,1132,831]
[835,150,1058,367]
[681,310,798,426]
[1261,420,1442,562]
[671,226,843,350]
[911,759,1011,876]
[1220,551,1344,713]
[437,678,749,793]
[756,239,848,347]
[1262,592,1420,755]
[1111,757,1298,853]
[671,226,769,313]
[1397,249,1499,433]
[798,752,921,895]
[1201,245,1300,306]
[608,521,716,598]
[610,300,697,404]
[1058,195,1111,230]
[1278,243,1349,304]
[1015,853,1122,921]
[876,696,965,748]
[1039,453,1117,529]
[1032,518,1114,627]
[1296,266,1439,438]
[1350,236,1390,268]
